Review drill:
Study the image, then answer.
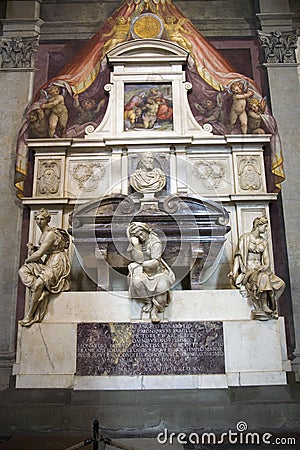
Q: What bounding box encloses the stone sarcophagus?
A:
[70,193,230,291]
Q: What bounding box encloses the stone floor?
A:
[0,435,183,450]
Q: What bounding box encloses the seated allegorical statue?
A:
[19,208,71,327]
[229,215,285,320]
[130,152,166,193]
[127,222,175,323]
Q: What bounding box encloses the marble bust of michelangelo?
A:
[130,153,166,193]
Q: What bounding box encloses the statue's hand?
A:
[26,243,35,256]
[257,265,268,273]
[131,236,139,247]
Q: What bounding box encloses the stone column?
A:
[0,0,42,388]
[257,0,300,380]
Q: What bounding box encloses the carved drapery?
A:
[0,36,39,69]
[257,30,297,64]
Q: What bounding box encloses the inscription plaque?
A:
[76,322,224,376]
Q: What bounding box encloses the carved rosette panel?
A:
[36,159,61,196]
[237,155,262,191]
[71,161,106,194]
[192,159,226,192]
[258,30,297,64]
[0,36,39,69]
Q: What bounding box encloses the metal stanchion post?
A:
[93,419,99,450]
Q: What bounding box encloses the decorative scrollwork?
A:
[85,124,95,135]
[257,30,298,64]
[238,155,262,191]
[202,123,213,133]
[163,194,179,214]
[37,159,61,195]
[0,36,39,69]
[184,82,192,91]
[193,160,225,190]
[104,83,113,92]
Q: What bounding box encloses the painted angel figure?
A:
[247,97,267,134]
[101,16,131,57]
[164,16,194,57]
[226,79,254,134]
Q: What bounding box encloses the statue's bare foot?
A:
[19,315,34,327]
[150,307,160,323]
[142,303,152,313]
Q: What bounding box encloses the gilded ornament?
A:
[131,13,163,39]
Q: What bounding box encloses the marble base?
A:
[13,290,291,389]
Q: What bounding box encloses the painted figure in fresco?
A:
[40,85,68,137]
[148,87,173,122]
[127,222,175,323]
[19,208,71,327]
[130,152,166,193]
[247,98,266,134]
[228,80,254,134]
[229,215,285,320]
[27,108,48,139]
[124,92,146,129]
[195,98,222,125]
[101,16,130,56]
[142,97,159,129]
[164,16,194,57]
[73,94,105,125]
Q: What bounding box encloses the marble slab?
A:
[43,289,252,324]
[14,291,290,390]
[76,321,224,376]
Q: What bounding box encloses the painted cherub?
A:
[101,16,130,57]
[247,97,266,134]
[73,94,105,125]
[164,16,194,57]
[228,80,254,134]
[27,108,48,138]
[195,98,222,124]
[40,85,68,137]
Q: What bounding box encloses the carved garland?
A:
[72,162,106,192]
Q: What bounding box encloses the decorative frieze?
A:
[67,160,108,198]
[257,30,297,64]
[193,160,225,190]
[72,162,106,192]
[188,155,232,196]
[0,36,39,69]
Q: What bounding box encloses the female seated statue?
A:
[230,215,285,320]
[127,222,175,323]
[19,208,71,327]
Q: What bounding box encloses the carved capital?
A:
[0,36,39,69]
[257,30,298,64]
